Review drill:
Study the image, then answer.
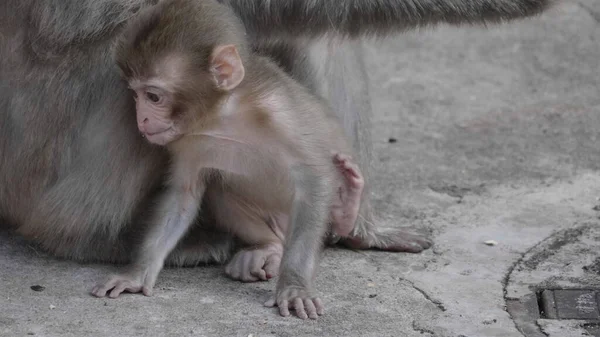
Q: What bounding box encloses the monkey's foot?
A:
[340,229,433,253]
[264,286,324,320]
[330,153,364,237]
[224,243,282,282]
[91,273,151,298]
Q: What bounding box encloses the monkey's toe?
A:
[90,285,108,298]
[225,246,282,282]
[270,286,324,320]
[91,274,145,298]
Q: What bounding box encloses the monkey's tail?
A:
[224,0,558,38]
[337,214,434,253]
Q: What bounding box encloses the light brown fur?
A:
[92,0,359,320]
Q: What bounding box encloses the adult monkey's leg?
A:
[306,38,432,252]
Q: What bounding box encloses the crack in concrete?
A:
[401,277,447,312]
[411,320,435,336]
[428,183,486,204]
[579,2,600,24]
[522,226,587,270]
[534,320,550,337]
[523,225,588,270]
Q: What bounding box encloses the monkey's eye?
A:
[146,91,161,103]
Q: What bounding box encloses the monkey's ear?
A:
[209,45,245,91]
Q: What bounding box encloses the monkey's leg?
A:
[313,39,433,253]
[265,166,329,320]
[207,189,283,282]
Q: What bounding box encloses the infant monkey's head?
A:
[115,0,248,145]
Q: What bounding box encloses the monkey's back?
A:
[197,55,354,218]
[244,55,354,158]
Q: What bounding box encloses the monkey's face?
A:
[131,83,181,146]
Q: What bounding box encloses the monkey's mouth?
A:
[144,127,172,137]
[142,127,175,145]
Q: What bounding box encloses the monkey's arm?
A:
[223,0,555,38]
[133,183,206,294]
[92,172,207,298]
[265,164,330,320]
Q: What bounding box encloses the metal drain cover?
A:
[539,289,600,320]
[504,223,600,336]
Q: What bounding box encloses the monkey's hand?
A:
[225,243,282,282]
[90,272,151,298]
[264,286,324,320]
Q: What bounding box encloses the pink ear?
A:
[210,44,245,91]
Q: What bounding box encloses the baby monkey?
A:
[91,0,364,320]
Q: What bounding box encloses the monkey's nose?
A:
[138,123,147,133]
[138,118,149,132]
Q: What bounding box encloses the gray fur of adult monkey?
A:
[0,0,553,269]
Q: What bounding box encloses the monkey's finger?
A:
[90,286,99,296]
[263,256,280,280]
[108,284,126,298]
[240,254,254,281]
[333,153,352,163]
[90,286,101,297]
[255,269,267,281]
[264,297,276,307]
[293,298,308,319]
[142,286,153,297]
[241,272,260,282]
[239,255,260,282]
[224,261,233,275]
[344,165,361,179]
[225,259,241,280]
[91,280,118,297]
[313,298,325,315]
[304,299,318,319]
[249,254,267,281]
[278,300,291,317]
[108,282,131,298]
[90,285,107,297]
[108,281,142,298]
[227,254,247,280]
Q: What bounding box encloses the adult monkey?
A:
[0,0,553,269]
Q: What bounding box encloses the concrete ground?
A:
[1,1,599,336]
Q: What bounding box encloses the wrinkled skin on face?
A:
[131,84,181,145]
